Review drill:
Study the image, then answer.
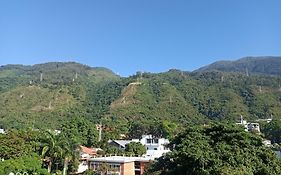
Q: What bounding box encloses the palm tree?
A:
[60,136,80,175]
[41,130,64,173]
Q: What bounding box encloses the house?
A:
[77,146,98,174]
[0,128,5,134]
[236,116,260,133]
[88,156,151,175]
[139,135,170,159]
[109,135,170,159]
[247,123,260,133]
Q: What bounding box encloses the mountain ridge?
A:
[194,56,281,76]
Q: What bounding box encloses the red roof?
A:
[80,145,97,156]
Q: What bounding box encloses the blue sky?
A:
[0,0,281,76]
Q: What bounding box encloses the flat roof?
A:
[88,156,152,163]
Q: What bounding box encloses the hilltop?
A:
[195,56,281,76]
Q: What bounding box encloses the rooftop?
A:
[89,156,152,163]
[110,140,134,148]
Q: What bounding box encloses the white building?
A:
[236,115,260,133]
[109,135,170,159]
[0,128,5,134]
[139,135,170,159]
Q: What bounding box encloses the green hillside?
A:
[0,62,121,129]
[1,61,281,138]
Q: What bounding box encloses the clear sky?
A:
[0,0,281,76]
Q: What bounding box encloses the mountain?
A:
[1,60,281,138]
[0,62,121,129]
[195,56,281,76]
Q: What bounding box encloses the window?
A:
[154,148,157,150]
[154,139,159,143]
[109,164,121,172]
[135,162,141,169]
[147,139,152,144]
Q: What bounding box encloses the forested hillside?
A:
[1,61,281,138]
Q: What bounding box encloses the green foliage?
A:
[262,120,281,144]
[0,129,41,159]
[2,61,281,140]
[125,142,146,156]
[40,129,80,174]
[146,123,281,175]
[127,120,179,140]
[0,153,50,175]
[60,117,98,147]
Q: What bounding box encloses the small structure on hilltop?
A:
[0,128,5,134]
[236,115,260,133]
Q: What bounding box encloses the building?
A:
[236,115,260,133]
[0,128,5,134]
[247,123,260,133]
[88,156,151,175]
[77,146,98,174]
[108,135,170,159]
[139,135,170,159]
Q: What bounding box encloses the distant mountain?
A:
[195,56,281,76]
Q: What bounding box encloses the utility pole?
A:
[48,101,52,109]
[169,96,173,104]
[245,67,249,77]
[40,72,43,82]
[96,123,102,142]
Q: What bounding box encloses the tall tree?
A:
[125,142,146,156]
[146,123,281,175]
[263,120,281,144]
[41,130,64,173]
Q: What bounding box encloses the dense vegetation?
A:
[1,61,281,140]
[0,117,99,175]
[146,124,281,175]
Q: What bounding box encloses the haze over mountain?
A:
[1,57,281,137]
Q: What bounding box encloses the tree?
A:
[41,130,80,175]
[125,142,146,156]
[60,117,98,147]
[0,129,40,160]
[60,138,79,175]
[161,120,178,139]
[41,130,64,173]
[262,120,281,144]
[146,123,281,175]
[0,153,49,175]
